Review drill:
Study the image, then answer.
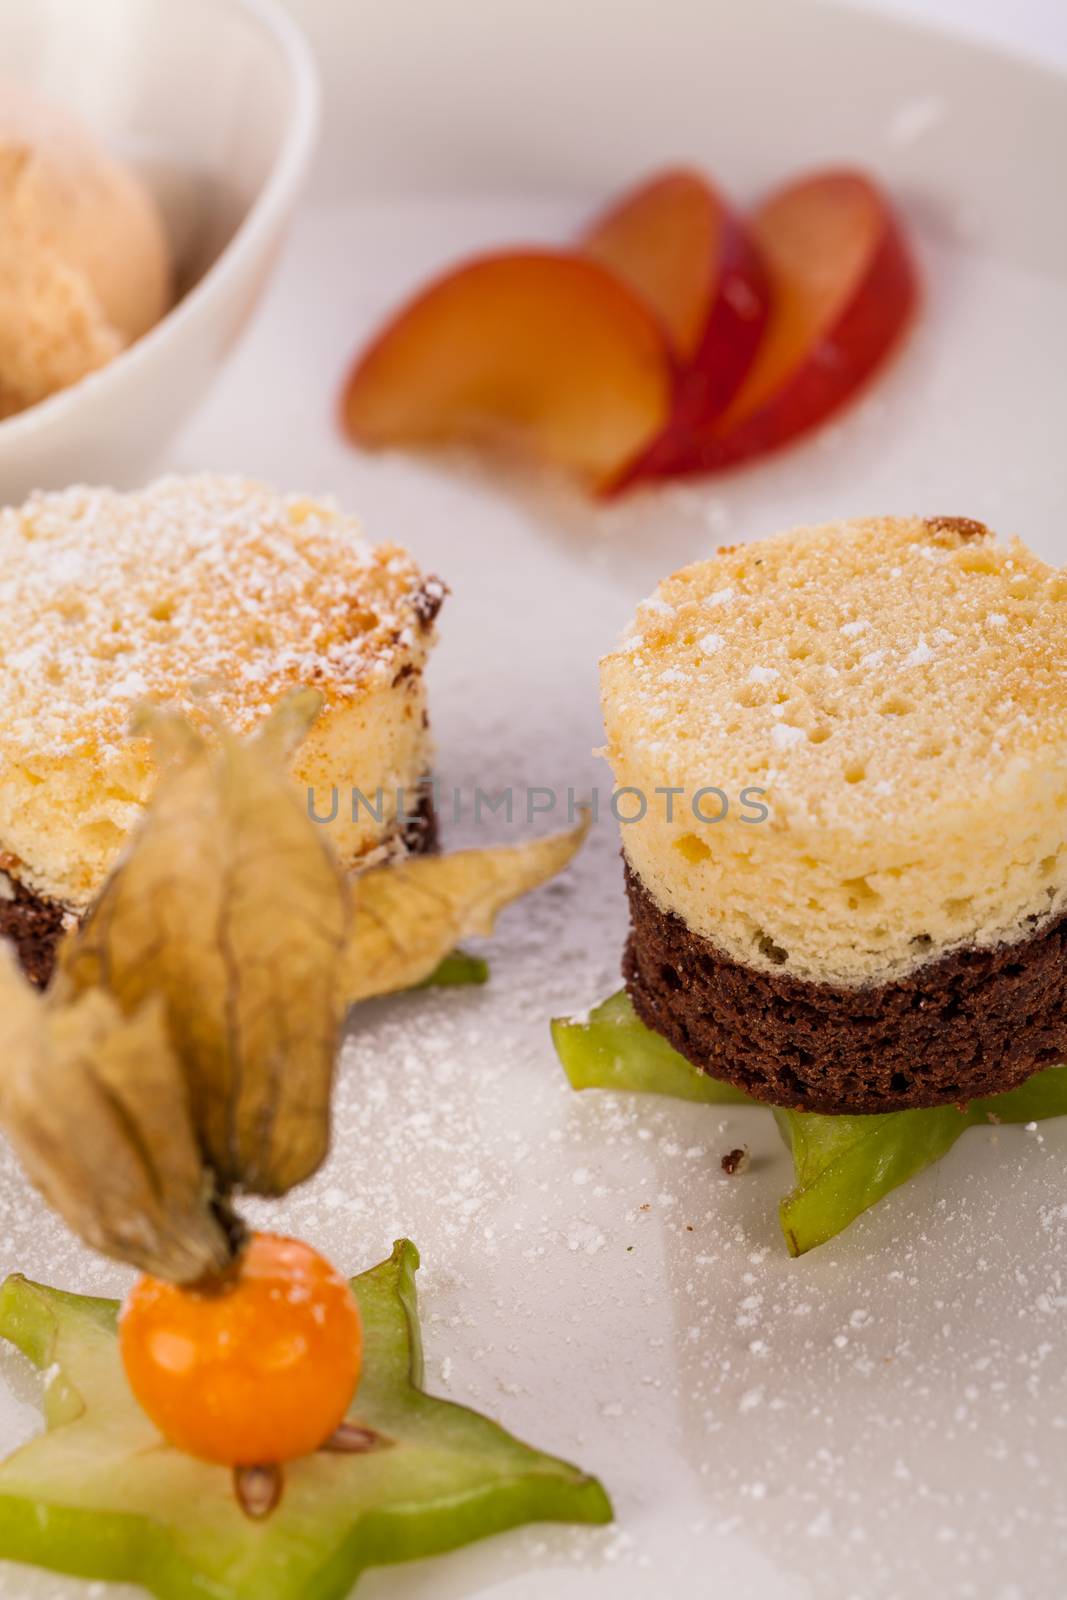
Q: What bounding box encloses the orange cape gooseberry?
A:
[119,1232,363,1466]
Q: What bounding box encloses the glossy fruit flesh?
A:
[582,167,768,432]
[626,170,918,479]
[722,171,914,425]
[341,249,673,488]
[120,1232,362,1465]
[584,168,729,359]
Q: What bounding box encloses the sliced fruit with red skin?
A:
[582,167,768,418]
[341,250,673,489]
[614,171,918,486]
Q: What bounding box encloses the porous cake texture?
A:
[601,516,1067,1112]
[0,475,443,981]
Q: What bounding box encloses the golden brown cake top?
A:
[602,515,1066,830]
[601,516,1067,986]
[0,475,441,759]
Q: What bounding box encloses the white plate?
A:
[2,2,1066,1597]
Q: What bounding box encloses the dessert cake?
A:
[600,516,1067,1113]
[0,475,443,986]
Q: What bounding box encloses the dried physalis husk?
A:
[54,691,351,1198]
[341,812,590,1005]
[0,691,589,1285]
[0,947,231,1281]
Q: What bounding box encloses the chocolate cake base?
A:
[623,864,1067,1114]
[0,874,70,990]
[400,779,439,855]
[0,784,440,994]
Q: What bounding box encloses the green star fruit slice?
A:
[417,949,490,988]
[552,990,1067,1254]
[552,989,754,1104]
[774,1068,1067,1255]
[0,1239,611,1600]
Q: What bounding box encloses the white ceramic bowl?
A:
[0,0,318,503]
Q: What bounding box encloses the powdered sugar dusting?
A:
[0,475,433,755]
[0,189,1062,1600]
[770,722,806,751]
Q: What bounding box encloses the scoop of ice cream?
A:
[0,86,172,418]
